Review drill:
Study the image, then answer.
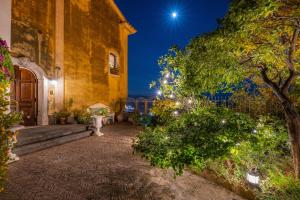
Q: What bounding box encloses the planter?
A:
[117,113,124,122]
[59,117,66,125]
[67,116,76,124]
[8,125,24,163]
[93,115,104,136]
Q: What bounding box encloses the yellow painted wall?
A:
[10,0,135,111]
[64,0,131,109]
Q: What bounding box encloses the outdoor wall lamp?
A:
[50,80,57,86]
[54,66,61,79]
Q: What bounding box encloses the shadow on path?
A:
[1,123,244,200]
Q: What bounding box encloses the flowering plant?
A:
[0,38,21,192]
[0,38,13,83]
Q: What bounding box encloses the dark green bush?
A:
[134,106,300,199]
[134,106,255,174]
[73,109,92,125]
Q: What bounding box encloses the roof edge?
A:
[109,0,137,35]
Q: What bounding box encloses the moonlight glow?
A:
[171,12,178,18]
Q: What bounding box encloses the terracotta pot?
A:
[117,113,124,122]
[59,118,66,125]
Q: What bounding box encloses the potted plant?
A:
[113,98,126,122]
[89,107,108,136]
[54,109,71,125]
[73,108,92,125]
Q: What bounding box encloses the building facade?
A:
[0,0,136,126]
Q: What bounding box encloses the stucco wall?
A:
[11,0,56,76]
[64,0,128,108]
[10,0,131,110]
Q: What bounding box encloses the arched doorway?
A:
[11,67,38,126]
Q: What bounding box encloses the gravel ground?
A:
[0,123,244,200]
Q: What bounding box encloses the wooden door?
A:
[12,67,38,126]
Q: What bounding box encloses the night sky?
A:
[115,0,231,97]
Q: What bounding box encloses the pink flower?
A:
[0,39,8,49]
[0,54,4,63]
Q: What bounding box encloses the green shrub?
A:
[134,106,255,174]
[150,99,177,125]
[89,107,108,116]
[134,104,300,199]
[73,109,92,125]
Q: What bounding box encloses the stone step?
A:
[16,125,90,147]
[14,130,93,156]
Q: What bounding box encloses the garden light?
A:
[221,119,226,124]
[163,79,168,84]
[169,94,175,99]
[165,72,170,78]
[247,168,260,186]
[157,90,162,96]
[188,99,193,104]
[176,101,180,106]
[173,110,179,116]
[253,129,258,134]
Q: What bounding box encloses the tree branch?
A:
[281,22,300,94]
[260,67,280,93]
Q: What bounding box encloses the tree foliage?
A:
[156,0,300,178]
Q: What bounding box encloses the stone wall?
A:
[11,0,56,76]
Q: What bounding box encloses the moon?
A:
[171,12,178,19]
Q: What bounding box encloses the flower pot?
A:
[93,115,104,136]
[117,113,124,122]
[59,117,66,125]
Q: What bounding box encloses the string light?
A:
[188,99,193,104]
[165,72,170,78]
[163,79,168,84]
[173,111,179,116]
[221,119,226,124]
[169,94,175,99]
[157,90,162,96]
[176,101,180,106]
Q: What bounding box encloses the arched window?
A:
[109,52,119,75]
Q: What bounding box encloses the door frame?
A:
[12,67,38,126]
[11,57,49,125]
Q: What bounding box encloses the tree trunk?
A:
[283,101,300,179]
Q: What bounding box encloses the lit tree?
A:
[159,0,300,178]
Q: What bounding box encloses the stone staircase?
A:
[14,125,93,156]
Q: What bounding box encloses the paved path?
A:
[1,123,244,200]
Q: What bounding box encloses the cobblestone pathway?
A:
[1,123,244,200]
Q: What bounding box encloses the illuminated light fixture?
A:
[253,129,258,134]
[165,72,170,78]
[173,110,179,116]
[163,79,168,84]
[188,99,193,104]
[169,94,175,99]
[247,168,260,186]
[175,101,180,106]
[157,90,162,96]
[221,119,226,124]
[50,80,57,86]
